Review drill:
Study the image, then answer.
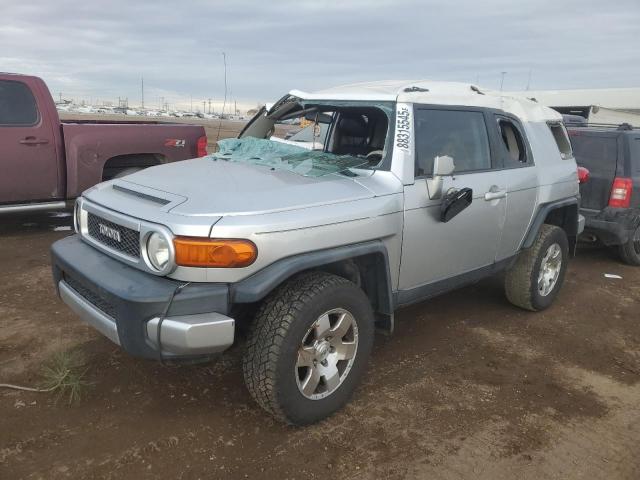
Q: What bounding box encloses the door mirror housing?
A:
[426,155,455,199]
[440,187,473,222]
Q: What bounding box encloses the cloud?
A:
[2,0,639,110]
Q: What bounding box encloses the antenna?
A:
[216,52,229,142]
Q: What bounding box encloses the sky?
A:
[2,0,639,112]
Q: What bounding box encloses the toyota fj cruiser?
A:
[52,81,583,425]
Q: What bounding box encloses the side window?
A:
[497,118,529,166]
[414,109,491,177]
[0,80,39,126]
[549,123,573,159]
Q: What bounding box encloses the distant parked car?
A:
[0,73,208,214]
[567,123,640,265]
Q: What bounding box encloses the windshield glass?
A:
[212,137,369,177]
[241,99,394,171]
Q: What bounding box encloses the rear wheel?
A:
[618,226,640,266]
[505,224,569,311]
[242,272,374,425]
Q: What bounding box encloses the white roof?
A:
[289,80,562,123]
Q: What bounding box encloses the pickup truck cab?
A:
[0,73,207,213]
[52,80,582,425]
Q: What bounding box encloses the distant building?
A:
[509,87,640,126]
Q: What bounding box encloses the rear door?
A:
[0,78,58,203]
[569,130,619,210]
[493,115,539,260]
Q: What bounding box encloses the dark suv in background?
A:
[567,123,640,265]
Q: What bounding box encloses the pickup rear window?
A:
[0,80,39,126]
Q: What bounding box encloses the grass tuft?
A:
[40,349,92,405]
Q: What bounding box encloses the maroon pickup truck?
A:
[0,73,207,213]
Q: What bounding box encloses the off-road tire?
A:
[617,226,640,266]
[242,271,374,425]
[505,224,569,311]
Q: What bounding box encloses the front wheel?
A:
[505,224,569,311]
[242,272,374,425]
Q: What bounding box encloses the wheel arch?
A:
[230,241,395,333]
[522,198,579,255]
[102,153,167,180]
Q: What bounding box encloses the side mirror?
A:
[426,155,455,200]
[440,187,473,222]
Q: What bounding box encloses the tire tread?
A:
[242,272,352,423]
[505,224,564,311]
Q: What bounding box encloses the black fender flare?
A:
[521,197,579,250]
[230,240,395,330]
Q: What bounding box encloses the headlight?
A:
[147,232,171,271]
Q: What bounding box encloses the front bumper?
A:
[52,235,234,360]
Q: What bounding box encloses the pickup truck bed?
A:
[0,73,207,212]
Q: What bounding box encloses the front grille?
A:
[64,274,117,319]
[87,212,140,258]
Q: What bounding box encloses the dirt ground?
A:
[1,215,639,480]
[1,118,639,479]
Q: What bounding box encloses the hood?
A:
[113,157,376,217]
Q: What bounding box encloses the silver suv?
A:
[52,81,583,425]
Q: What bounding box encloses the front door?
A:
[0,79,58,203]
[399,106,508,294]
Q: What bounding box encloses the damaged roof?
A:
[290,80,563,123]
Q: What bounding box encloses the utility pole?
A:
[525,69,532,91]
[141,76,144,109]
[208,98,212,114]
[190,95,193,112]
[500,71,507,92]
[59,92,62,102]
[234,100,237,115]
[202,100,206,113]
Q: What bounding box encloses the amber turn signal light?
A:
[173,237,257,268]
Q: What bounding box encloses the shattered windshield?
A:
[211,137,369,177]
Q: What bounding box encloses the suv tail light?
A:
[196,135,208,157]
[577,166,590,184]
[609,177,633,208]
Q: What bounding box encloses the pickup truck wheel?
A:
[505,224,569,311]
[242,271,374,425]
[617,227,640,266]
[113,167,142,179]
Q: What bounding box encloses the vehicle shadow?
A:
[0,210,74,236]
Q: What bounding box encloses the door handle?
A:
[19,137,49,145]
[484,187,507,201]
